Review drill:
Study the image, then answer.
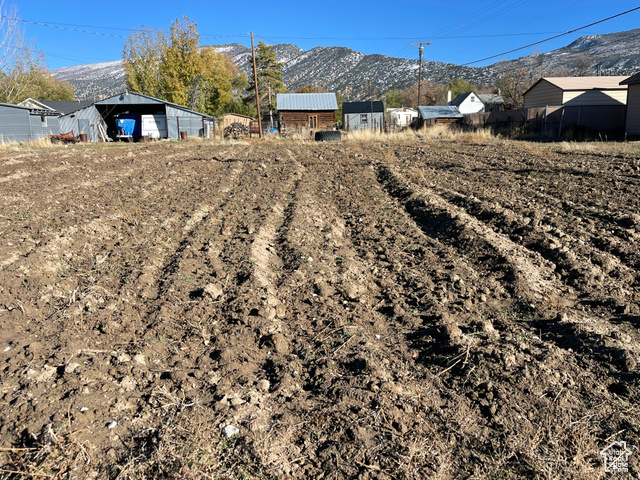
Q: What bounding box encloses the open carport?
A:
[60,92,215,142]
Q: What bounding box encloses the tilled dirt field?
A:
[0,138,638,479]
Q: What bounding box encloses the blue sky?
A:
[8,0,640,70]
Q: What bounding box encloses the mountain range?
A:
[52,28,640,102]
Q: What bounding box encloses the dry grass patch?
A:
[1,424,94,479]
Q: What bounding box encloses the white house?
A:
[448,92,484,114]
[386,107,418,127]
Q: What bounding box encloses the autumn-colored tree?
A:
[495,53,561,109]
[296,84,327,93]
[0,2,74,103]
[23,69,74,101]
[123,16,243,115]
[160,16,202,107]
[123,26,166,98]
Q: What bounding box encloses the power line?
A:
[461,6,640,66]
[490,30,640,77]
[2,16,250,41]
[2,16,128,38]
[4,14,582,44]
[255,31,569,41]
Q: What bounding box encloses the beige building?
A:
[621,73,640,136]
[221,113,256,129]
[524,77,628,108]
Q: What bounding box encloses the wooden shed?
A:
[523,77,628,108]
[276,93,338,133]
[417,106,463,128]
[222,113,256,129]
[621,72,640,136]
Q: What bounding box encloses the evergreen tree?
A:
[448,78,477,98]
[247,41,286,112]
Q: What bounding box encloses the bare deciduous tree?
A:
[0,1,48,103]
[495,53,561,109]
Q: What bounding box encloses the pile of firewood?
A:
[224,122,250,138]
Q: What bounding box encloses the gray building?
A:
[0,103,61,143]
[621,72,640,136]
[342,101,384,131]
[60,92,215,142]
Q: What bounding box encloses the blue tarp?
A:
[116,114,141,137]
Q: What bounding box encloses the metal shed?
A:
[342,101,384,131]
[60,92,215,142]
[0,103,61,143]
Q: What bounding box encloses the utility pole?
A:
[411,42,431,108]
[251,32,262,138]
[369,78,374,131]
[268,85,273,130]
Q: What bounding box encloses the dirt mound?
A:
[0,139,638,478]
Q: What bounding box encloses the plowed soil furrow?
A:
[424,155,640,275]
[426,184,637,307]
[0,140,638,480]
[377,163,640,375]
[320,157,625,479]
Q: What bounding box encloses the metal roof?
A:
[342,101,384,114]
[477,94,504,104]
[0,102,59,116]
[621,72,640,85]
[449,92,476,107]
[417,106,463,119]
[38,100,94,115]
[277,93,338,111]
[525,77,629,96]
[94,92,214,118]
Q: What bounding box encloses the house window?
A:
[41,115,47,127]
[309,115,317,129]
[360,114,368,124]
[470,97,475,102]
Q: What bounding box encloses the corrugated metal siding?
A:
[524,80,563,108]
[28,115,60,140]
[563,90,627,106]
[166,105,207,139]
[277,93,338,111]
[60,106,102,142]
[343,112,384,130]
[0,105,31,143]
[626,84,640,135]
